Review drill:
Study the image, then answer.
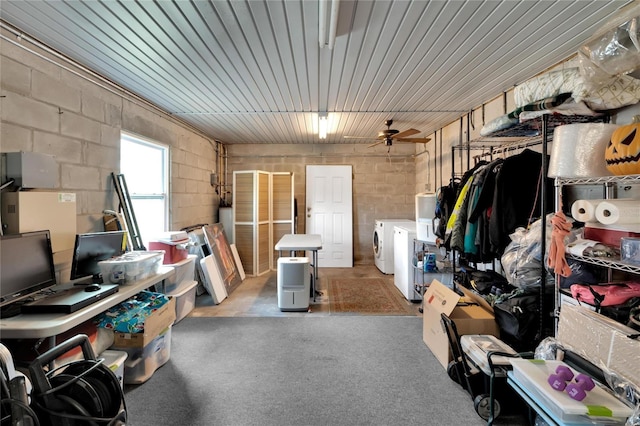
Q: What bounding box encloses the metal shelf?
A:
[484,114,605,138]
[555,172,640,334]
[567,254,640,275]
[556,174,640,186]
[453,114,607,151]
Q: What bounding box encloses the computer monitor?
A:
[70,231,128,282]
[0,230,56,316]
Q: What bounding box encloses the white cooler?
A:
[277,257,310,312]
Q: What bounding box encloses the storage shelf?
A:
[567,254,640,274]
[556,169,640,336]
[556,174,640,186]
[453,114,607,150]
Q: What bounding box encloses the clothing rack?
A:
[450,113,608,344]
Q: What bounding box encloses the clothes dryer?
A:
[373,219,415,274]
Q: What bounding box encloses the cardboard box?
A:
[422,280,499,369]
[112,297,176,348]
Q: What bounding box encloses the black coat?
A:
[489,149,554,255]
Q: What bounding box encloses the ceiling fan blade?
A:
[391,128,420,139]
[343,135,375,139]
[368,140,385,148]
[395,137,431,143]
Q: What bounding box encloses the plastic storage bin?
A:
[459,334,516,377]
[121,326,172,385]
[621,237,640,265]
[100,349,128,390]
[167,280,198,323]
[99,251,164,284]
[163,255,197,293]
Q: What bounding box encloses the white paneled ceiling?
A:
[0,0,634,145]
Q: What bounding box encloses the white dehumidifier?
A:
[277,257,310,312]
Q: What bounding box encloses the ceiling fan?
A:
[344,119,431,147]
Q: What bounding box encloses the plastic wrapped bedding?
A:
[579,5,640,85]
[514,68,585,108]
[481,81,640,137]
[577,73,640,110]
[514,67,640,112]
[518,100,600,121]
[480,93,573,136]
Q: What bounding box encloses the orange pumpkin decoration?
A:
[606,124,640,175]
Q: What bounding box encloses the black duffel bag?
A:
[493,292,540,350]
[457,266,510,295]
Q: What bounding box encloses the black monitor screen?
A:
[0,230,56,308]
[70,231,127,281]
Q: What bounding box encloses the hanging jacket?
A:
[489,149,554,255]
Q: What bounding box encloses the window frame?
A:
[120,132,170,242]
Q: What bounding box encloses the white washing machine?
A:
[373,219,415,274]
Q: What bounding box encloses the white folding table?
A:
[0,267,174,340]
[275,234,322,301]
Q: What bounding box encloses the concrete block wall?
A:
[0,31,218,280]
[224,143,416,265]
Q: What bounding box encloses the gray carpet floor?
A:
[124,316,529,426]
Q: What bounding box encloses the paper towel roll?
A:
[595,199,640,225]
[548,123,619,178]
[571,199,603,222]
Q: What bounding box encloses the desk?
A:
[0,267,173,340]
[275,234,322,301]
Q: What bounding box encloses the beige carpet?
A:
[328,277,416,315]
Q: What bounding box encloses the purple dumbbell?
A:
[566,374,595,401]
[547,365,574,391]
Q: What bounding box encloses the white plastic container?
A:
[415,193,438,243]
[100,349,128,390]
[167,280,198,323]
[99,250,164,284]
[510,359,633,424]
[121,326,172,385]
[163,255,196,293]
[459,334,516,377]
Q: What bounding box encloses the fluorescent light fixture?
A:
[319,0,340,49]
[319,114,328,139]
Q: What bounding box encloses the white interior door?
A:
[306,165,353,267]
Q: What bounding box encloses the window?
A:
[120,133,169,247]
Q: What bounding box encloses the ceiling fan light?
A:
[319,115,328,139]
